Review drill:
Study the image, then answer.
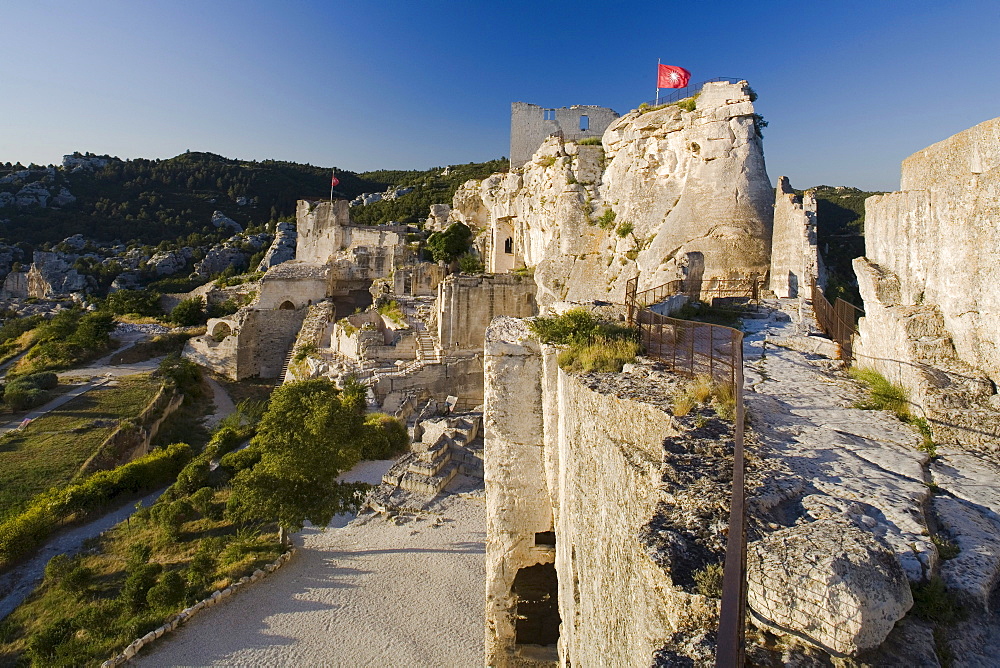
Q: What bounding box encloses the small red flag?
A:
[657,64,691,89]
[331,173,340,188]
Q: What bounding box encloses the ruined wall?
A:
[510,102,619,168]
[295,199,352,263]
[436,274,537,352]
[457,82,773,309]
[861,116,1000,390]
[255,261,330,310]
[484,317,717,667]
[769,176,821,298]
[373,355,484,408]
[237,308,308,378]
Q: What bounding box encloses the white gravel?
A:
[137,461,486,667]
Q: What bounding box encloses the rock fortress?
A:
[107,80,1000,665]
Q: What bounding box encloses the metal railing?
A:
[811,285,863,361]
[640,77,743,109]
[624,276,747,666]
[626,276,761,325]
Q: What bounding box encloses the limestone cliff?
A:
[451,81,773,309]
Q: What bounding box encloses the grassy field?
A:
[0,375,162,524]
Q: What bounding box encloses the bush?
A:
[190,487,216,518]
[556,336,640,373]
[103,289,162,317]
[458,253,484,274]
[26,618,75,663]
[121,562,162,613]
[146,571,186,609]
[218,446,261,478]
[44,554,73,583]
[425,222,472,263]
[911,576,963,624]
[0,443,193,568]
[693,562,724,597]
[676,96,698,112]
[62,565,94,595]
[170,297,206,326]
[358,413,409,460]
[3,384,48,410]
[158,353,202,398]
[595,209,616,230]
[615,221,634,238]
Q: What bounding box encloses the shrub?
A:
[911,576,963,624]
[693,562,724,598]
[358,413,409,460]
[170,297,206,326]
[458,253,484,274]
[676,95,698,112]
[26,618,75,663]
[62,565,94,595]
[103,289,162,317]
[146,571,186,609]
[425,222,473,263]
[615,221,634,238]
[120,562,162,613]
[190,487,216,518]
[933,534,960,560]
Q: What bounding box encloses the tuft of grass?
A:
[595,209,616,230]
[676,94,699,112]
[377,300,406,326]
[529,309,639,374]
[537,155,557,168]
[672,393,696,418]
[577,137,602,146]
[849,367,911,419]
[693,562,723,598]
[911,576,963,624]
[615,220,634,238]
[557,336,640,374]
[932,534,960,560]
[690,374,713,403]
[712,382,737,421]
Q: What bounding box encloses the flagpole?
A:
[655,58,660,106]
[330,169,335,202]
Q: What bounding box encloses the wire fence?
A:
[811,285,862,361]
[625,276,748,666]
[640,77,744,109]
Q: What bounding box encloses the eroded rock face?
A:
[149,247,194,276]
[257,222,296,270]
[451,81,773,309]
[27,251,89,298]
[747,519,913,656]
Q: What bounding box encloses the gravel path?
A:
[138,464,486,668]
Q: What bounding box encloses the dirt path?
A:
[137,465,486,667]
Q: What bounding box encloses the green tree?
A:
[226,379,369,540]
[425,222,472,263]
[103,289,162,317]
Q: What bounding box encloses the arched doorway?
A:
[278,300,295,310]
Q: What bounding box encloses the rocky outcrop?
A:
[349,186,415,208]
[257,222,296,270]
[451,81,773,308]
[425,203,451,231]
[148,247,194,276]
[26,251,89,298]
[194,233,269,278]
[769,176,821,298]
[747,519,912,656]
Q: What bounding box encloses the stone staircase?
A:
[380,413,483,497]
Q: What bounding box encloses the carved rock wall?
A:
[484,317,717,667]
[862,116,1000,388]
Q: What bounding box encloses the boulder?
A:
[195,245,248,277]
[211,210,243,232]
[108,271,142,292]
[747,519,912,656]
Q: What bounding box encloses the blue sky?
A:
[2,1,998,191]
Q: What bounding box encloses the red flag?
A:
[657,64,691,89]
[331,173,340,188]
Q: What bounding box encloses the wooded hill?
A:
[0,153,507,249]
